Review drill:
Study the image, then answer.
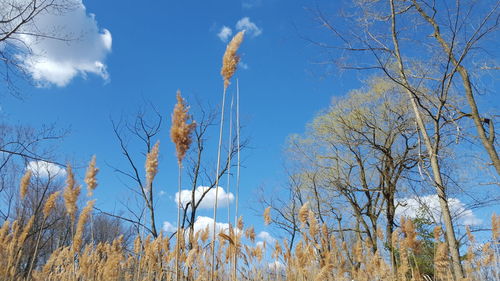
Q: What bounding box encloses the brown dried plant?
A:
[170,90,196,165]
[73,200,96,252]
[63,164,81,222]
[43,191,60,218]
[19,170,31,200]
[263,206,271,225]
[221,31,245,89]
[145,141,160,187]
[85,155,99,197]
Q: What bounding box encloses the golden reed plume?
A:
[43,191,60,219]
[170,90,196,164]
[19,170,32,200]
[221,31,245,89]
[84,156,99,197]
[63,164,81,222]
[145,141,160,187]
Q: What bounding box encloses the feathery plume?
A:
[221,31,245,89]
[20,170,31,200]
[63,164,80,222]
[84,155,99,197]
[145,141,160,187]
[263,206,271,225]
[298,202,310,225]
[73,200,95,251]
[43,191,60,218]
[170,90,196,164]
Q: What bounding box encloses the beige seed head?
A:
[84,155,99,197]
[298,202,309,225]
[221,31,245,89]
[170,90,196,164]
[433,225,442,241]
[20,170,32,200]
[492,214,499,241]
[145,141,160,187]
[63,164,80,222]
[73,200,95,251]
[43,191,60,218]
[237,216,244,230]
[263,206,271,225]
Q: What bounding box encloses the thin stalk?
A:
[227,94,234,225]
[27,218,46,279]
[176,164,182,281]
[233,78,241,281]
[226,93,234,281]
[212,86,227,281]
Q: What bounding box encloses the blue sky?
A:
[1,0,498,244]
[1,0,348,241]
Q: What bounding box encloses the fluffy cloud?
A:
[175,186,234,210]
[217,26,233,42]
[396,195,482,225]
[235,17,262,37]
[192,216,239,236]
[163,216,240,237]
[12,0,112,87]
[257,231,276,244]
[162,221,176,233]
[26,161,66,178]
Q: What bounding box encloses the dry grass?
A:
[1,178,498,281]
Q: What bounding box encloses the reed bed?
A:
[1,186,498,281]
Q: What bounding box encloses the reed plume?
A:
[63,164,81,222]
[43,191,60,218]
[19,170,31,200]
[85,155,99,197]
[73,200,96,251]
[221,31,245,89]
[170,90,195,281]
[170,90,196,165]
[263,206,271,225]
[145,141,160,188]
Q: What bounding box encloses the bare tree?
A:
[109,107,162,238]
[305,1,500,277]
[0,0,77,93]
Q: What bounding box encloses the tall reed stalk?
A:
[212,30,245,281]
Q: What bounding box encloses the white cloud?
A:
[235,17,262,37]
[11,0,112,87]
[257,231,276,244]
[163,216,240,238]
[396,195,482,226]
[162,221,176,233]
[192,216,239,237]
[26,161,66,178]
[217,26,233,42]
[175,186,234,210]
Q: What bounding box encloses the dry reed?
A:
[85,155,99,197]
[19,170,31,200]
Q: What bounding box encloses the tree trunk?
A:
[389,1,464,278]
